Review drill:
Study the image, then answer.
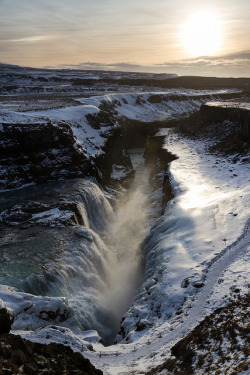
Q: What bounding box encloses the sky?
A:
[0,0,250,77]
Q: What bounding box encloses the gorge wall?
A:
[0,117,132,191]
[200,102,250,138]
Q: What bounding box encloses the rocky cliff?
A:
[0,120,93,190]
[144,135,177,213]
[200,102,250,138]
[0,298,103,374]
[0,116,133,191]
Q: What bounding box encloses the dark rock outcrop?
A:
[120,118,164,148]
[144,135,177,211]
[174,104,250,160]
[0,334,103,374]
[0,301,14,335]
[200,103,250,138]
[94,127,134,185]
[0,121,93,190]
[0,110,134,190]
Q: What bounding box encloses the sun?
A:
[182,11,222,57]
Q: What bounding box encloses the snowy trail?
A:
[85,220,250,374]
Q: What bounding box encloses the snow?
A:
[27,104,113,158]
[76,90,229,123]
[203,234,250,314]
[110,164,129,180]
[79,130,249,374]
[18,325,95,353]
[0,89,235,163]
[2,127,246,375]
[0,285,81,332]
[0,86,249,374]
[205,100,250,110]
[0,109,46,125]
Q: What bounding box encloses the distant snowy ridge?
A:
[20,90,232,151]
[76,90,232,123]
[0,89,228,165]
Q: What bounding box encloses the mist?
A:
[99,149,152,344]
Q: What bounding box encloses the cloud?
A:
[156,51,250,76]
[53,51,250,77]
[10,36,47,43]
[205,51,250,61]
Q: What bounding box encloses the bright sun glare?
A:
[182,11,222,57]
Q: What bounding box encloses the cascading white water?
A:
[0,149,153,345]
[53,149,152,344]
[97,149,152,343]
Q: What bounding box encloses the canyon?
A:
[0,66,249,374]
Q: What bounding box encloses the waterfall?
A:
[59,151,151,344]
[69,181,114,234]
[0,150,152,345]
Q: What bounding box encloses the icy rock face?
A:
[0,107,133,190]
[0,90,229,191]
[94,127,133,184]
[115,123,250,344]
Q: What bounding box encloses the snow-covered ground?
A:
[0,85,249,374]
[0,89,234,162]
[79,130,249,374]
[205,100,250,110]
[76,90,230,122]
[85,131,248,372]
[1,127,248,374]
